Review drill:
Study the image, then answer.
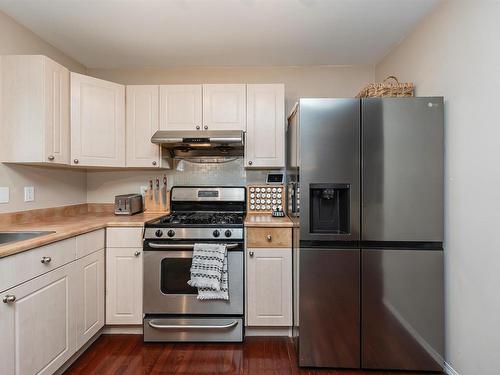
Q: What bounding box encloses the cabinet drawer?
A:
[76,229,105,259]
[106,227,143,248]
[246,227,291,248]
[0,237,76,293]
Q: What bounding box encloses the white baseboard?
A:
[245,326,292,337]
[445,362,460,375]
[103,325,143,334]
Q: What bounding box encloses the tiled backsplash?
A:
[171,158,271,186]
[86,157,277,203]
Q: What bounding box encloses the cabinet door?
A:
[0,262,76,375]
[126,85,160,167]
[75,249,104,350]
[0,55,70,165]
[202,84,246,131]
[106,247,143,324]
[44,57,70,165]
[246,247,292,326]
[245,84,285,168]
[159,85,202,131]
[71,72,125,167]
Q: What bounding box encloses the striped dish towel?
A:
[187,243,229,300]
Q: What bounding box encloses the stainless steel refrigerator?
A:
[287,98,444,371]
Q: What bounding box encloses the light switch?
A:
[24,186,35,202]
[0,187,9,203]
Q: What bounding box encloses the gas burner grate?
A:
[159,212,243,226]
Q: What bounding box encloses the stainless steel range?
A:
[143,186,245,342]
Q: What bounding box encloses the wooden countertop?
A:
[244,214,294,228]
[1,206,294,258]
[0,207,164,259]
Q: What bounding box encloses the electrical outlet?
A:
[0,187,9,204]
[140,185,148,196]
[24,186,35,202]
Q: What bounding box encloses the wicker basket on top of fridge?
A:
[356,75,414,98]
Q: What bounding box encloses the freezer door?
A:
[299,248,360,368]
[362,249,444,371]
[299,98,360,242]
[362,97,444,242]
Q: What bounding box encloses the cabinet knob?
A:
[73,159,79,164]
[2,295,16,304]
[41,256,52,264]
[152,161,157,166]
[248,161,253,165]
[134,251,141,257]
[266,234,272,241]
[48,155,55,161]
[249,251,254,257]
[196,125,200,130]
[204,125,208,130]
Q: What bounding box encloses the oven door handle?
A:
[147,243,239,250]
[148,320,238,330]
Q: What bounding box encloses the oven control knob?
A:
[213,230,221,238]
[155,230,164,238]
[167,230,175,238]
[225,230,232,238]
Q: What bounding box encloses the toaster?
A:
[114,194,143,215]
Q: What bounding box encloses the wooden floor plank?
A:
[64,335,443,375]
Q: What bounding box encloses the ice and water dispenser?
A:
[310,183,350,235]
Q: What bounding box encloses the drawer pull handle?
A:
[134,251,141,257]
[148,320,237,330]
[48,155,55,161]
[73,159,79,164]
[3,295,16,304]
[266,235,272,241]
[41,256,52,264]
[249,251,254,257]
[152,161,157,166]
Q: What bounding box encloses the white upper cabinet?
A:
[160,85,202,131]
[70,72,125,167]
[202,84,246,131]
[0,55,70,165]
[126,85,163,168]
[245,84,285,168]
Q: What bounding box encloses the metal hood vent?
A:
[151,130,244,158]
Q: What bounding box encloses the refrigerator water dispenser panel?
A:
[310,183,350,234]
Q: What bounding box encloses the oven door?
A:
[143,241,244,315]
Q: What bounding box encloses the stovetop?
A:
[146,211,244,228]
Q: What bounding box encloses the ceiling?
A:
[0,0,439,69]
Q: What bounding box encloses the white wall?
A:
[86,64,374,202]
[0,10,88,213]
[376,1,500,374]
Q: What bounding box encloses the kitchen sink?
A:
[0,231,56,246]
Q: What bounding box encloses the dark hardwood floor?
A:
[64,335,443,375]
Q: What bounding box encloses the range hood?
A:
[151,130,244,158]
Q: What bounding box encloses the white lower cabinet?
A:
[75,249,105,349]
[0,230,105,375]
[0,262,77,375]
[106,247,143,324]
[246,247,292,326]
